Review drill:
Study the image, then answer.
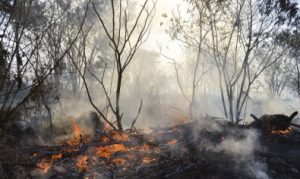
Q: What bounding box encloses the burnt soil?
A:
[0,119,300,179]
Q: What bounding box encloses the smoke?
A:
[214,129,259,157]
[20,1,299,178]
[185,117,270,179]
[217,130,269,179]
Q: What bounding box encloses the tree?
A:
[165,0,299,124]
[208,0,286,123]
[73,0,156,131]
[162,0,211,120]
[0,0,87,133]
[264,55,293,97]
[275,30,300,96]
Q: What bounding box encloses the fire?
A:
[96,144,127,159]
[37,159,52,173]
[76,155,88,172]
[65,122,89,146]
[72,121,81,138]
[32,153,38,157]
[128,143,160,154]
[66,135,82,146]
[142,157,156,164]
[100,136,110,143]
[167,139,178,145]
[52,153,63,160]
[36,153,64,173]
[34,120,162,175]
[271,127,293,135]
[112,158,127,165]
[111,131,129,141]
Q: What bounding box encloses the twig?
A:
[130,100,143,131]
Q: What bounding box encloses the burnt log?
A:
[249,111,298,132]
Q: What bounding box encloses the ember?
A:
[36,159,52,174]
[110,131,129,141]
[51,153,63,160]
[76,155,88,172]
[64,122,90,146]
[100,136,110,143]
[72,121,81,138]
[250,111,298,133]
[271,127,293,135]
[142,156,156,164]
[167,139,178,145]
[96,144,127,159]
[3,119,300,178]
[112,158,127,165]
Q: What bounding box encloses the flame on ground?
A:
[112,158,127,165]
[37,159,52,174]
[167,139,178,145]
[65,122,90,146]
[51,153,63,160]
[72,121,81,137]
[34,120,164,175]
[36,153,63,174]
[100,136,110,143]
[111,131,129,141]
[76,155,88,172]
[96,144,127,159]
[271,127,293,135]
[142,156,156,164]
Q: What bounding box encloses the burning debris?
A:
[0,113,300,178]
[249,111,298,135]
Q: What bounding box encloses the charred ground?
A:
[0,115,300,179]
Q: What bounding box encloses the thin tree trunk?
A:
[116,69,123,131]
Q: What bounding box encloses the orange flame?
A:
[142,157,156,164]
[76,155,88,172]
[112,158,127,165]
[37,159,52,173]
[167,139,178,145]
[271,127,293,135]
[72,122,81,138]
[100,136,110,143]
[36,153,63,173]
[111,131,129,141]
[52,153,63,160]
[96,144,127,159]
[66,122,84,146]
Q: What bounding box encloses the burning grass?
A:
[271,127,294,135]
[2,117,300,179]
[76,155,88,172]
[30,121,164,177]
[36,159,52,174]
[96,144,127,159]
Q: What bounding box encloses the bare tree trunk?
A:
[115,68,123,131]
[91,0,156,131]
